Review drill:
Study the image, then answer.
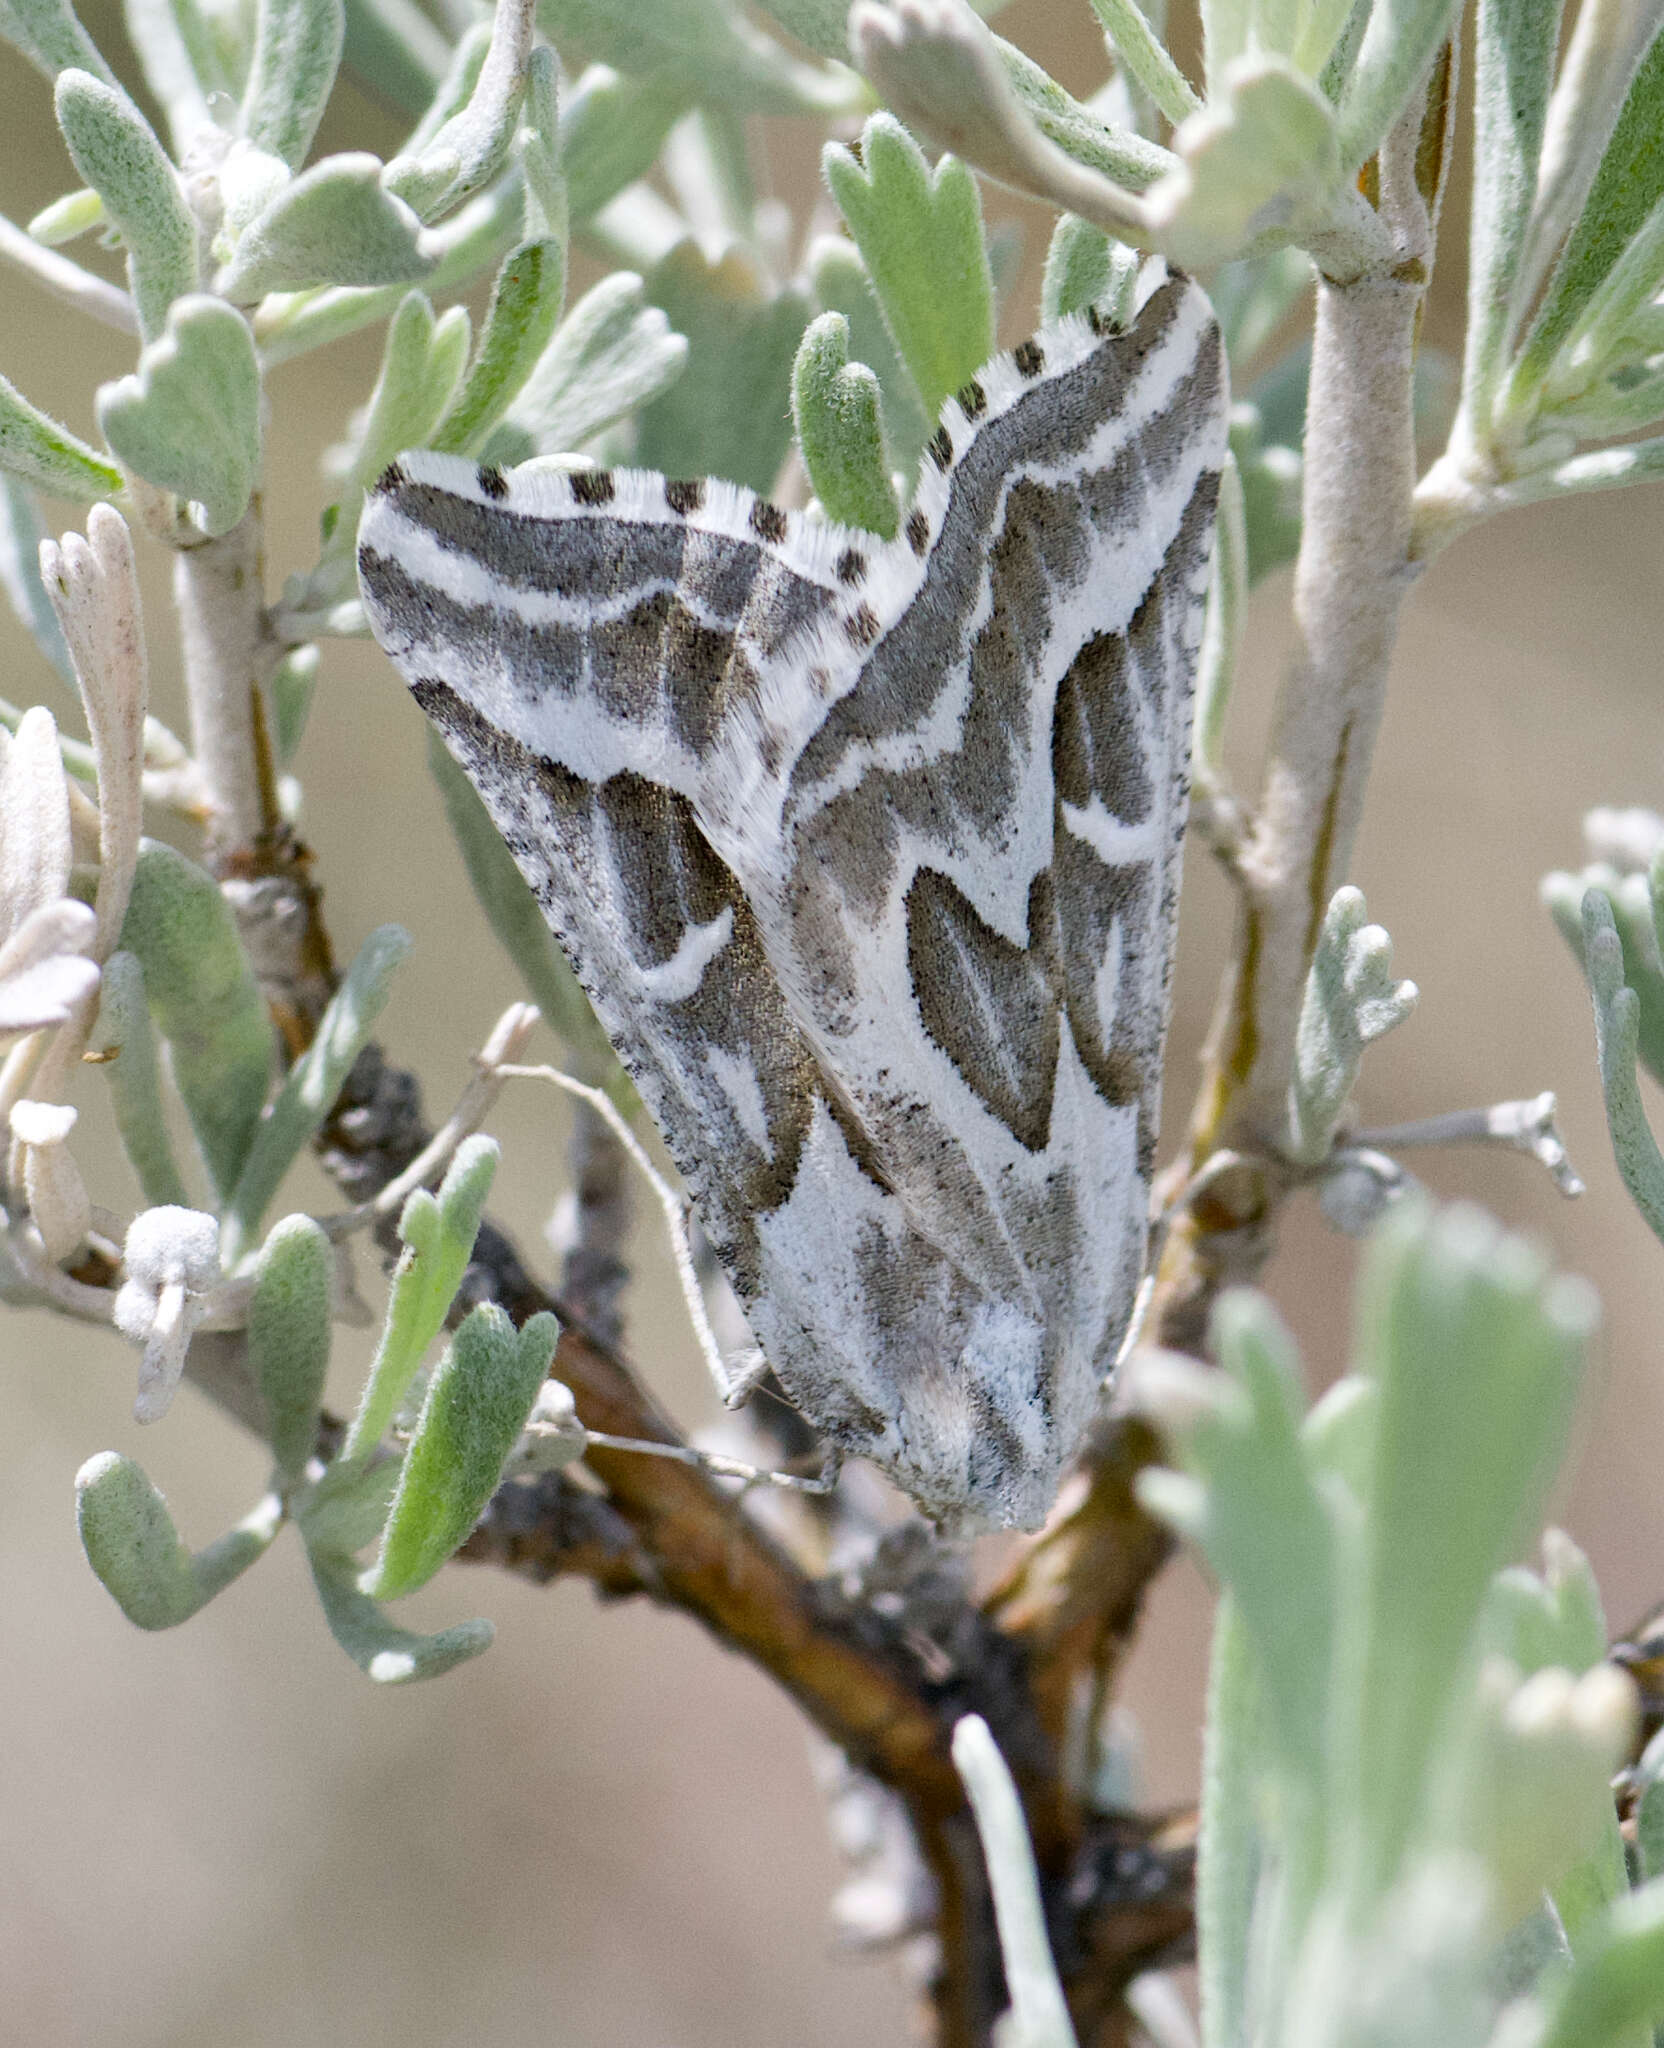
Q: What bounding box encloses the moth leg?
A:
[580,1430,842,1497]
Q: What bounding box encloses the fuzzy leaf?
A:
[538,0,857,115]
[363,1305,559,1600]
[28,184,106,243]
[118,841,273,1201]
[808,233,930,476]
[636,243,807,494]
[422,728,612,1067]
[221,923,410,1264]
[791,312,898,538]
[1288,885,1418,1164]
[345,293,471,493]
[1350,1200,1596,1901]
[1461,0,1563,439]
[1333,0,1463,175]
[1145,56,1340,271]
[494,269,684,460]
[824,116,993,426]
[1639,1775,1664,1885]
[1482,1530,1609,1678]
[1582,886,1664,1243]
[430,237,565,455]
[383,0,534,219]
[249,1212,332,1481]
[1039,215,1138,326]
[1514,28,1664,400]
[220,153,433,299]
[97,297,262,534]
[2,0,114,83]
[338,1134,499,1463]
[55,69,197,340]
[93,949,190,1207]
[76,1451,280,1628]
[307,1541,492,1681]
[0,371,122,500]
[241,0,344,169]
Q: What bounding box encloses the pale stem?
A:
[0,213,138,336]
[172,510,280,856]
[1205,103,1431,1154]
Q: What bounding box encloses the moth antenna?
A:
[494,1061,764,1408]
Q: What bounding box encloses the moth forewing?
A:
[357,274,1228,1531]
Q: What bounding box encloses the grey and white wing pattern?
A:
[357,273,1228,1530]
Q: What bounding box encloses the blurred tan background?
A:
[3,5,1664,2044]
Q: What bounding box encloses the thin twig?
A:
[0,212,138,335]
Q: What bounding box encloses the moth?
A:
[357,272,1227,1532]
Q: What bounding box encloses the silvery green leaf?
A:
[1288,885,1418,1165]
[76,1450,281,1628]
[0,478,73,681]
[241,0,344,169]
[121,0,227,153]
[221,922,410,1264]
[306,1541,493,1681]
[808,233,930,476]
[1350,1201,1596,1899]
[824,117,993,426]
[118,838,275,1202]
[93,948,190,1207]
[559,64,691,226]
[791,312,899,539]
[1333,0,1462,175]
[1,0,115,82]
[55,69,197,341]
[422,726,614,1070]
[1581,887,1664,1243]
[382,0,533,220]
[1459,0,1562,442]
[97,296,262,535]
[361,1304,558,1600]
[346,291,470,489]
[430,236,564,455]
[1039,214,1139,325]
[1535,1882,1664,2048]
[519,44,564,242]
[0,370,123,500]
[1139,1293,1341,1811]
[27,185,105,243]
[1144,56,1340,271]
[270,642,317,761]
[1510,26,1664,403]
[951,1716,1079,2048]
[219,152,433,299]
[338,1133,499,1463]
[539,0,858,115]
[1481,1530,1608,1677]
[254,177,517,362]
[1085,0,1200,128]
[636,242,807,494]
[249,1212,332,1481]
[397,19,487,161]
[1542,188,1664,409]
[1194,1596,1260,2048]
[340,0,447,115]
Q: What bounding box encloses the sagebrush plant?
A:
[4,0,1664,2039]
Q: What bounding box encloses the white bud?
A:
[114,1206,223,1424]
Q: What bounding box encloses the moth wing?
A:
[755,277,1228,1390]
